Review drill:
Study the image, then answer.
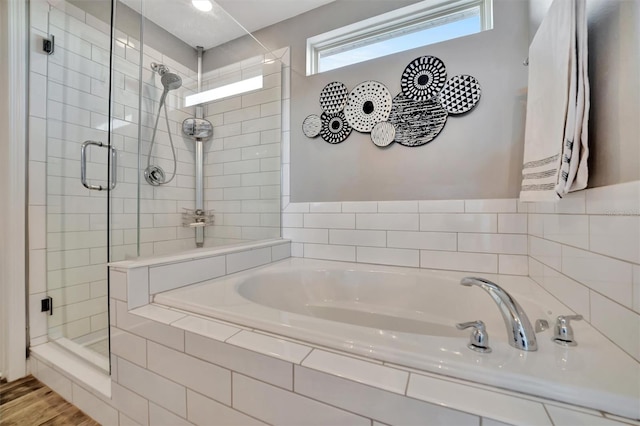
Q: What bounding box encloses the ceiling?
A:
[120,0,336,50]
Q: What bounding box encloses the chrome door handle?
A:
[81,141,103,191]
[81,140,117,191]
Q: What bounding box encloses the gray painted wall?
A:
[530,0,639,188]
[206,0,530,201]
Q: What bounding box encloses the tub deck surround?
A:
[151,258,640,420]
[109,303,628,426]
[28,255,638,426]
[109,238,289,269]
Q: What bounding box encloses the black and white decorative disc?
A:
[400,56,447,102]
[320,111,352,144]
[344,81,392,133]
[438,75,482,115]
[388,93,448,147]
[371,122,396,147]
[319,82,349,114]
[302,114,322,138]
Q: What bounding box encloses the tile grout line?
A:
[543,403,556,426]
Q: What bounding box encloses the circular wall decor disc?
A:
[400,56,447,102]
[320,111,352,144]
[319,82,349,114]
[438,75,482,115]
[371,122,396,147]
[344,80,392,133]
[302,114,322,138]
[388,92,448,147]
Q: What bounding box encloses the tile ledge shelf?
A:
[109,238,289,269]
[30,301,638,426]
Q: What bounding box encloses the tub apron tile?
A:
[302,350,408,395]
[227,330,312,364]
[407,373,552,426]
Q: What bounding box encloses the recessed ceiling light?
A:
[192,0,213,12]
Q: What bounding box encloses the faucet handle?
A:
[552,314,583,346]
[456,320,492,353]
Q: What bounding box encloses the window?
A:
[306,0,493,75]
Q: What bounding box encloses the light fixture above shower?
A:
[184,75,263,107]
[192,0,213,12]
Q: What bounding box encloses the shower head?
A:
[161,72,182,91]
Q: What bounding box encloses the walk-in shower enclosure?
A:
[42,0,284,371]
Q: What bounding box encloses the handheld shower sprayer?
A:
[145,64,183,186]
[158,72,182,108]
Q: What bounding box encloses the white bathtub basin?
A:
[154,258,640,419]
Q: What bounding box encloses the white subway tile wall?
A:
[283,199,528,275]
[203,54,286,247]
[526,181,640,362]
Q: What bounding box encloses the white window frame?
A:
[306,0,493,76]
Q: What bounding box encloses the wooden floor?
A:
[0,375,99,426]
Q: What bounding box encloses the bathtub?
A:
[154,258,640,419]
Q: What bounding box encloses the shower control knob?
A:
[456,320,492,353]
[144,165,166,186]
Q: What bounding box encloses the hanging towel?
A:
[519,0,589,202]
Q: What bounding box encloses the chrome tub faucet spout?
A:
[460,277,538,351]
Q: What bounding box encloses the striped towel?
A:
[520,0,589,202]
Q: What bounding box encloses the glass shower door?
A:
[45,0,115,372]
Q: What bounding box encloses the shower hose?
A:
[146,93,178,185]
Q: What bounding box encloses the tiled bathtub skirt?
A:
[32,297,639,426]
